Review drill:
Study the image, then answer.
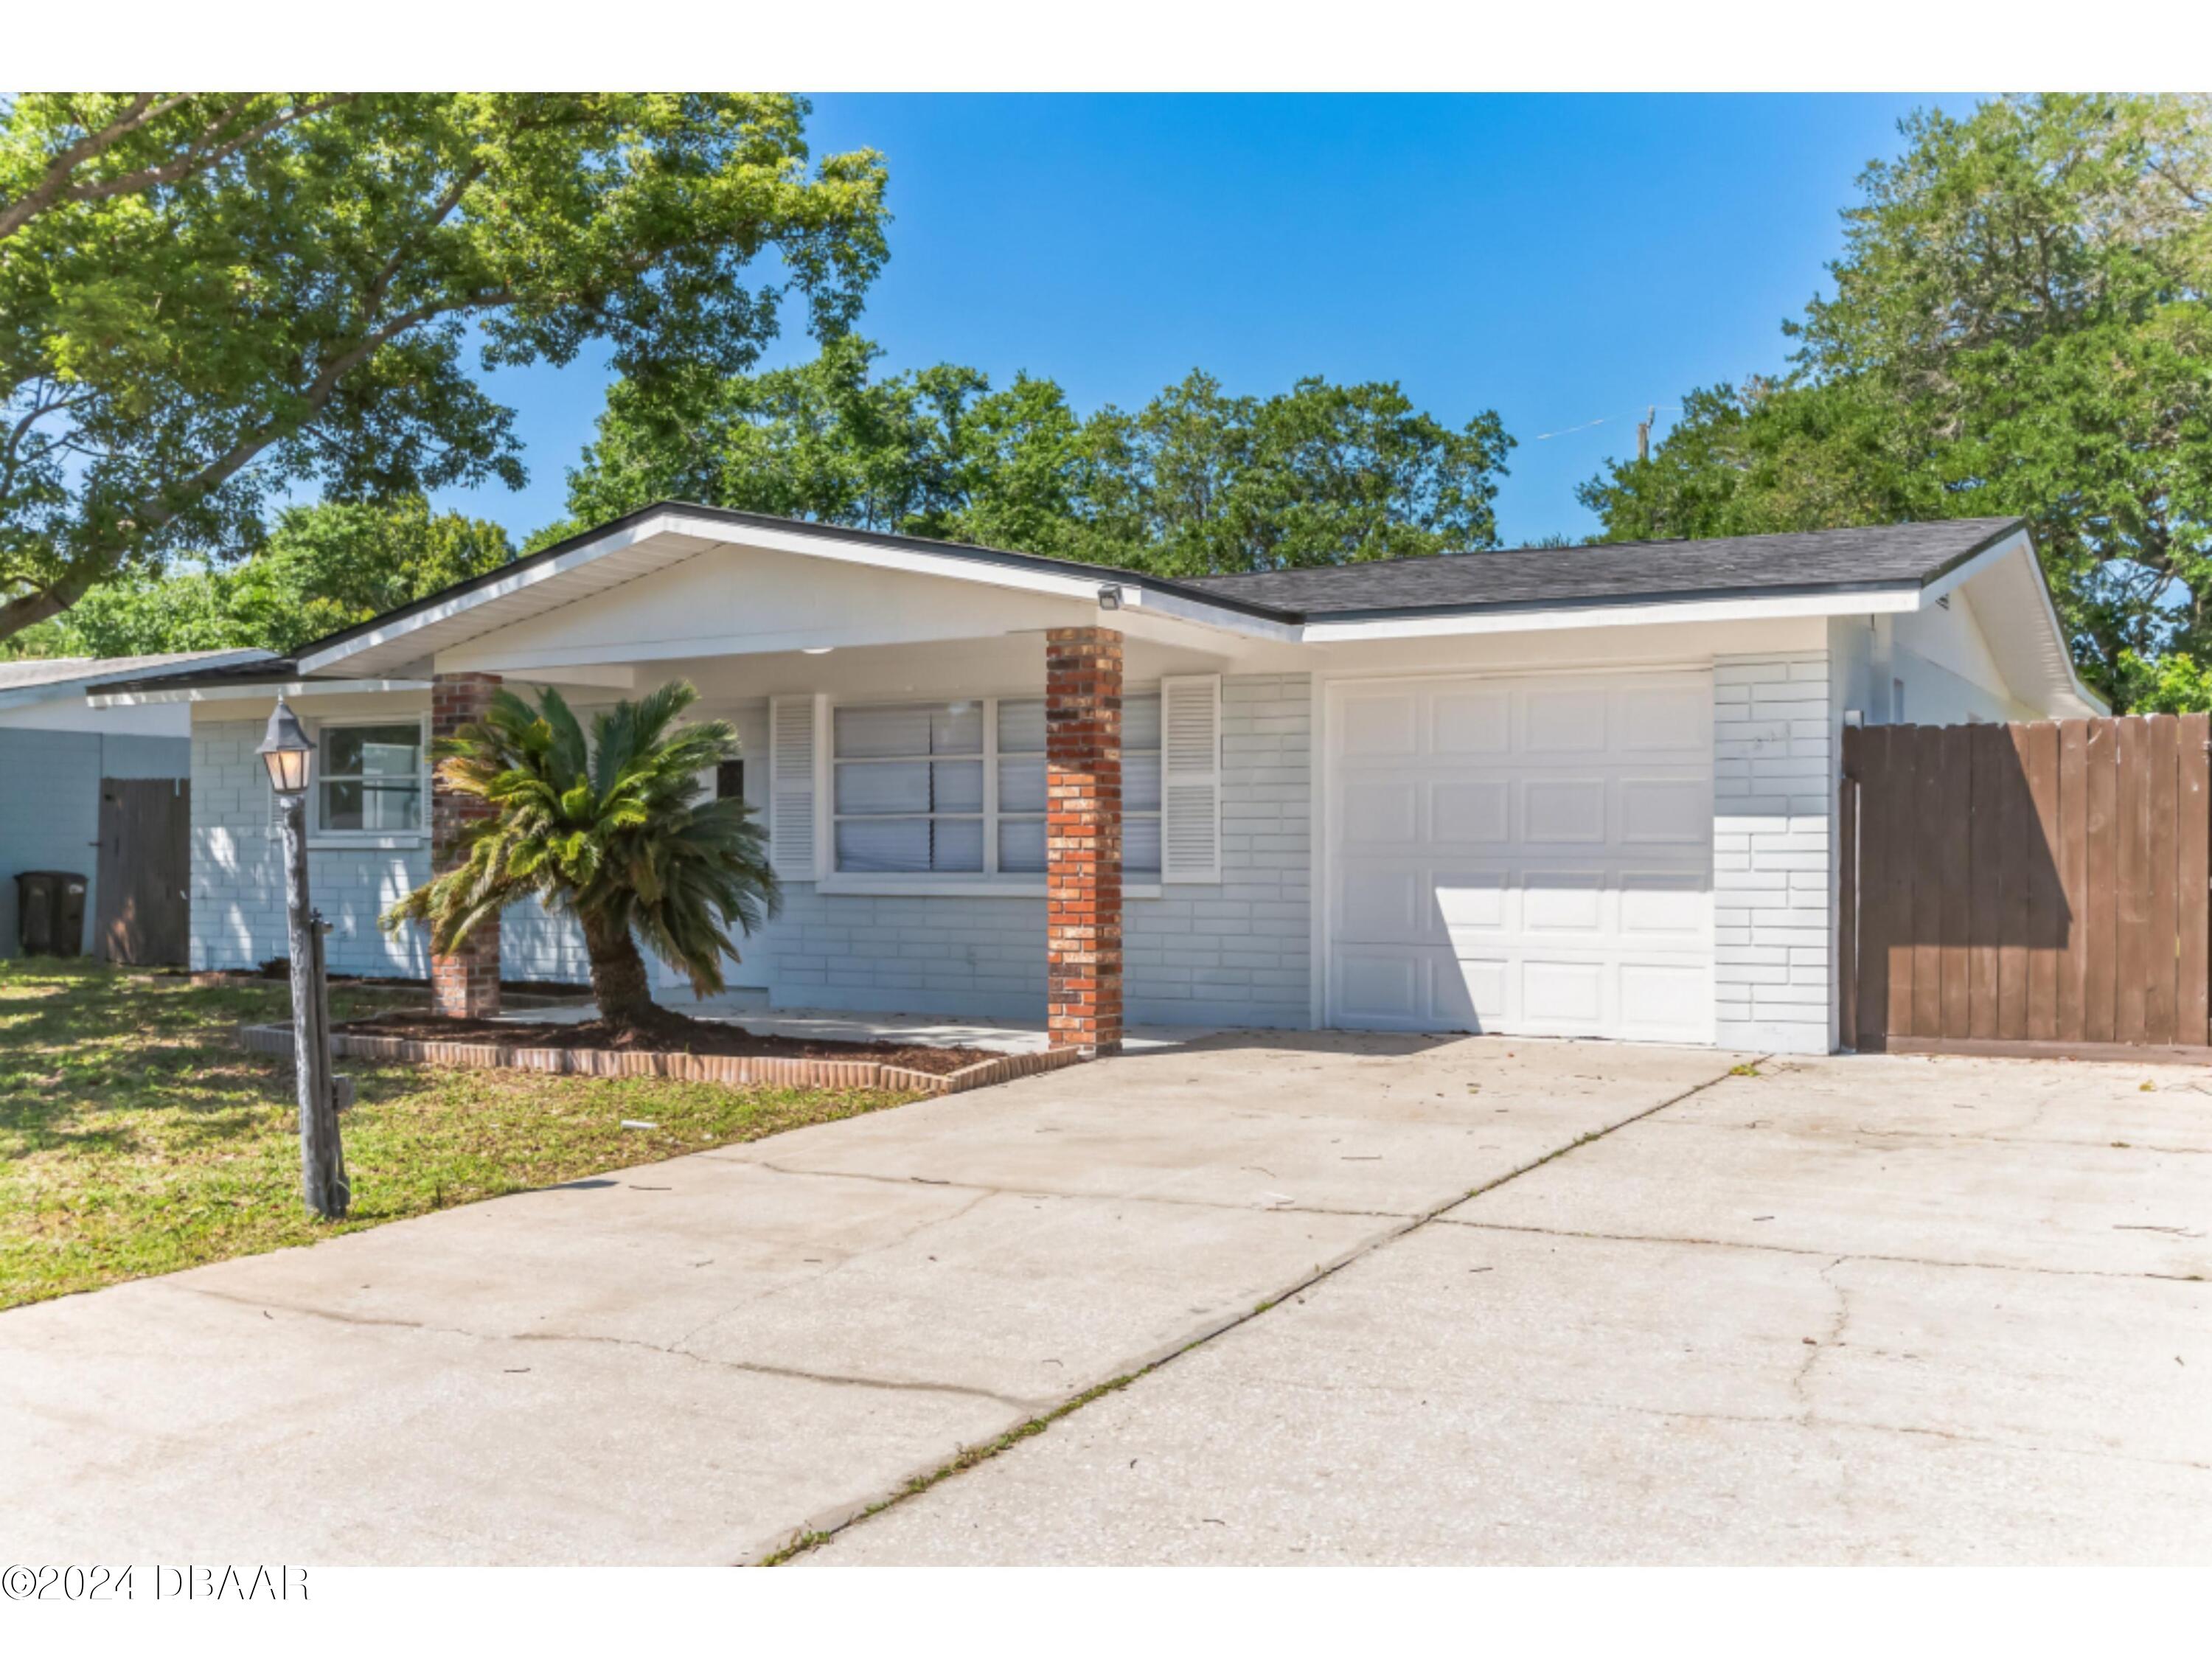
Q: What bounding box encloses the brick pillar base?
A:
[430,672,502,1018]
[1046,627,1123,1054]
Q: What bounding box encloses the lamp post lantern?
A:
[260,698,349,1218]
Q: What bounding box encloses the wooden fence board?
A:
[1913,731,1947,1037]
[1997,725,2034,1040]
[2084,719,2118,1043]
[1968,723,2006,1038]
[1885,727,1918,1039]
[1855,727,1890,1048]
[2181,714,2210,1046]
[2116,717,2151,1045]
[2147,715,2180,1044]
[2056,720,2089,1042]
[2025,721,2061,1042]
[1938,723,1974,1037]
[1839,764,1860,1051]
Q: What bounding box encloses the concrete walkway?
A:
[812,1052,2212,1565]
[0,1032,1729,1566]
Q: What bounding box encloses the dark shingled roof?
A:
[102,512,2031,694]
[1179,518,2027,619]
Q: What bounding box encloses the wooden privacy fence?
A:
[1841,714,2212,1058]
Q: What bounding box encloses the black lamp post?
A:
[260,698,348,1218]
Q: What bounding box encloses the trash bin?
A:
[14,871,88,958]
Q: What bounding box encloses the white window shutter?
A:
[1158,674,1221,883]
[768,695,818,880]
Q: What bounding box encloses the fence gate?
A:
[94,776,192,967]
[1841,716,2211,1057]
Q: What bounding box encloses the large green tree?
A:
[0,93,887,643]
[551,336,1513,574]
[0,493,516,658]
[1579,94,2212,708]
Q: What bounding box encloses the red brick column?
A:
[430,672,501,1018]
[1046,627,1122,1054]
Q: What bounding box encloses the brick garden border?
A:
[236,1022,1085,1096]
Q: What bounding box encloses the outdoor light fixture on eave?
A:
[262,698,349,1220]
[1097,583,1124,611]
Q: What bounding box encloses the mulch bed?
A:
[335,1012,998,1077]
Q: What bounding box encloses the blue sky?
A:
[432,93,1973,549]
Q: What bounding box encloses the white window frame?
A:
[305,713,431,849]
[815,690,1164,898]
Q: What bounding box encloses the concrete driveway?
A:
[3,1038,2206,1565]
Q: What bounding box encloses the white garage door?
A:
[1325,671,1715,1042]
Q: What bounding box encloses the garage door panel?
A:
[1430,779,1509,844]
[1522,870,1605,935]
[1339,866,1424,939]
[1430,689,1511,755]
[1340,692,1419,759]
[1619,776,1710,844]
[1343,782,1419,846]
[1523,777,1609,843]
[1522,959,1606,1024]
[1333,950,1425,1024]
[1524,688,1609,753]
[1328,670,1715,1043]
[1619,871,1708,942]
[1432,869,1509,933]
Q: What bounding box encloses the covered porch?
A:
[274,509,1285,1051]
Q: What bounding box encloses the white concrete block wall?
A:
[189,717,588,980]
[762,672,1312,1026]
[1713,651,1834,1054]
[1127,672,1310,1027]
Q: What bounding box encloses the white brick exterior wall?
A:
[1712,650,1834,1054]
[1128,672,1311,1027]
[187,676,1315,1029]
[188,718,589,981]
[761,673,1312,1027]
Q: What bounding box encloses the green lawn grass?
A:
[0,961,917,1311]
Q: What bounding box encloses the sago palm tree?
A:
[381,680,776,1032]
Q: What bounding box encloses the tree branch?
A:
[0,94,192,241]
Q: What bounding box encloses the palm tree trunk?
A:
[582,913,659,1031]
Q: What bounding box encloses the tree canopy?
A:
[549,335,1514,575]
[1578,94,2212,709]
[0,92,887,644]
[0,493,515,658]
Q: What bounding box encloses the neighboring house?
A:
[96,508,2101,1054]
[0,650,275,959]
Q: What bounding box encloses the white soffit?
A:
[1946,533,2107,717]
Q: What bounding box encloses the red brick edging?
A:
[235,1023,1085,1097]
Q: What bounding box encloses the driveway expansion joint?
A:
[768,1054,1757,1565]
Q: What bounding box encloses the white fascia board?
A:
[297,509,1293,672]
[1116,583,1299,641]
[1918,527,2033,606]
[0,648,275,710]
[90,678,432,708]
[1298,585,1921,642]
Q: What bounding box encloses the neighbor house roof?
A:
[1180,518,2028,619]
[0,647,274,707]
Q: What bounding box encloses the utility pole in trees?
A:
[1636,405,1656,465]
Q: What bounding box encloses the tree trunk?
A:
[582,912,660,1031]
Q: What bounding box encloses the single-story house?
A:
[1,649,274,960]
[94,507,2103,1054]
